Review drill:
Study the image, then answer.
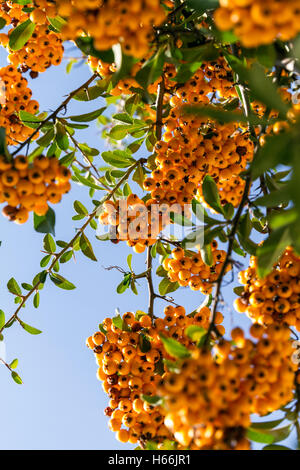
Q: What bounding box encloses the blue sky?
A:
[0,47,293,450]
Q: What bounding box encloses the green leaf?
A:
[202,175,224,215]
[75,36,114,63]
[139,333,151,353]
[159,278,180,296]
[185,325,207,343]
[117,273,132,294]
[0,310,5,329]
[141,395,163,406]
[74,201,88,216]
[170,212,194,227]
[7,278,22,296]
[9,19,35,51]
[34,208,56,236]
[200,244,213,266]
[11,371,23,385]
[68,107,106,123]
[160,334,191,359]
[187,0,219,12]
[127,254,133,271]
[9,359,18,370]
[20,321,42,335]
[112,314,131,332]
[257,227,291,278]
[263,445,292,450]
[251,134,292,179]
[33,292,40,309]
[247,425,291,445]
[251,419,284,430]
[80,233,97,262]
[43,233,56,254]
[50,274,76,290]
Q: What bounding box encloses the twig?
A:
[12,73,99,156]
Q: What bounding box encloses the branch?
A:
[146,249,156,318]
[11,72,99,156]
[206,53,255,340]
[0,159,143,334]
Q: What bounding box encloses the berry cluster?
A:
[163,243,230,295]
[99,194,173,254]
[143,60,254,208]
[215,0,300,48]
[0,2,63,74]
[0,154,71,224]
[158,323,296,449]
[235,247,300,331]
[86,305,222,446]
[57,0,166,58]
[0,65,39,145]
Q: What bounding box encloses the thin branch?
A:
[206,51,255,340]
[12,73,99,156]
[146,248,156,319]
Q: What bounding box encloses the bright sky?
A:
[0,46,293,450]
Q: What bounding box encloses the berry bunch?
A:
[0,2,63,74]
[158,323,295,449]
[143,60,254,208]
[89,56,176,100]
[57,0,166,58]
[0,154,71,224]
[235,247,300,331]
[86,305,223,446]
[163,243,230,295]
[0,65,39,145]
[215,0,300,48]
[99,194,173,254]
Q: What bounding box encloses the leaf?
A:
[79,233,97,262]
[247,425,291,445]
[43,233,56,254]
[170,212,194,227]
[74,200,88,216]
[9,359,18,370]
[127,254,133,271]
[159,278,180,296]
[141,395,163,406]
[19,111,41,129]
[257,227,291,278]
[117,273,132,294]
[202,175,224,215]
[9,19,35,51]
[187,0,219,12]
[75,36,114,63]
[68,107,106,123]
[251,134,292,179]
[11,371,23,385]
[33,292,40,309]
[47,16,67,32]
[0,310,5,329]
[112,315,131,332]
[263,445,292,450]
[251,419,284,430]
[50,274,76,290]
[7,278,22,296]
[185,325,207,343]
[200,244,213,266]
[160,334,191,359]
[139,333,151,353]
[20,321,42,335]
[34,208,56,236]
